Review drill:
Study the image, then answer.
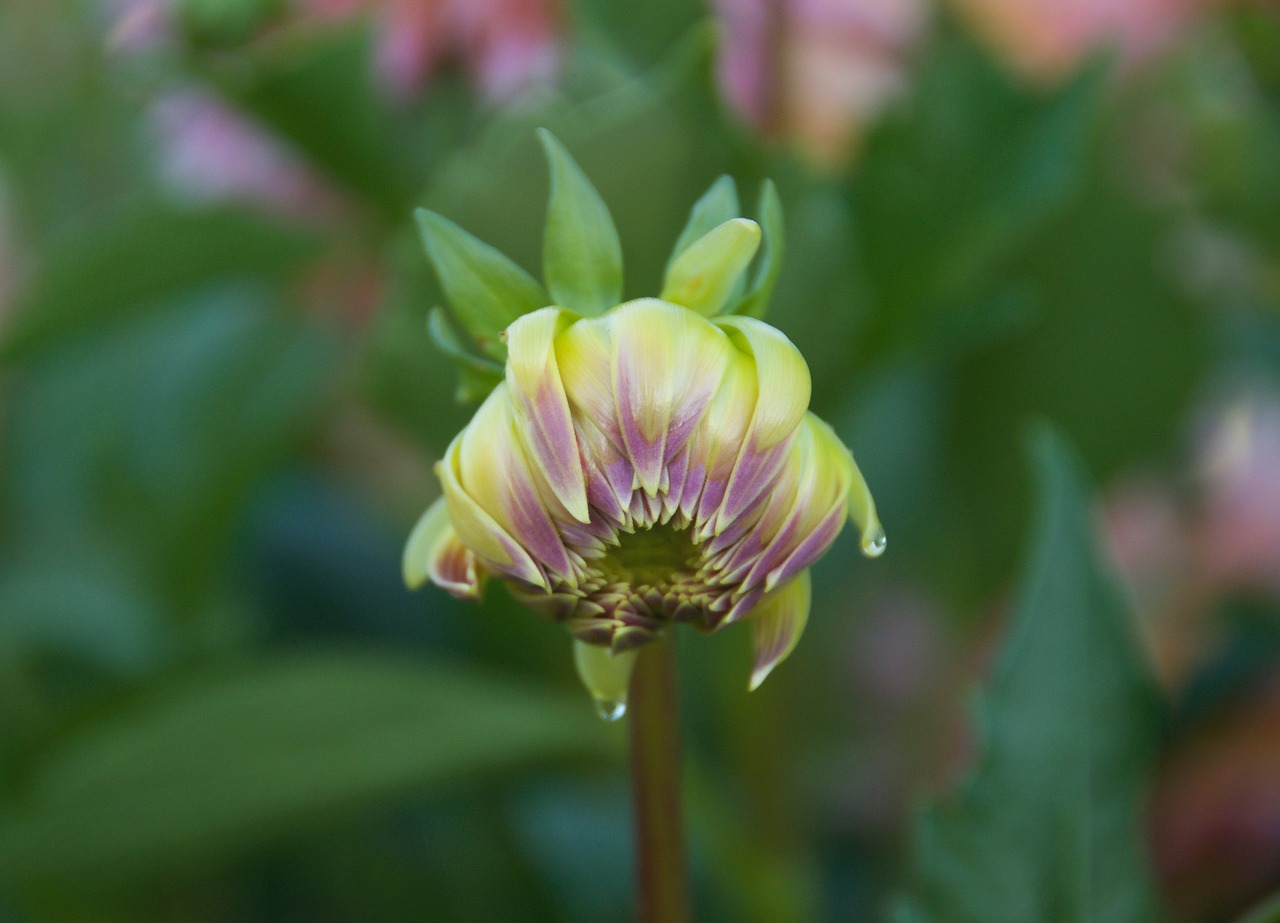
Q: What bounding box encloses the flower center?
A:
[595,523,699,589]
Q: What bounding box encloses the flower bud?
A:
[405,297,883,692]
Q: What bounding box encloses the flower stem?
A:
[628,637,690,923]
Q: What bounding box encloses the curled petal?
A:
[847,452,886,557]
[714,315,810,448]
[713,315,811,532]
[555,313,618,442]
[439,436,546,589]
[609,299,732,496]
[688,349,759,526]
[403,496,451,590]
[442,385,580,587]
[749,570,811,691]
[505,307,591,524]
[752,414,856,593]
[403,497,485,599]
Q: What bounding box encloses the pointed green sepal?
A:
[666,174,741,272]
[538,129,624,316]
[660,218,761,317]
[734,180,785,319]
[573,640,638,720]
[427,307,504,403]
[415,208,548,354]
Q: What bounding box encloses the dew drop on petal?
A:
[594,697,627,721]
[861,525,887,559]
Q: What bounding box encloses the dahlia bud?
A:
[404,133,883,714]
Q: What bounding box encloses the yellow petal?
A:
[609,299,732,496]
[402,496,451,590]
[505,306,590,524]
[715,315,811,449]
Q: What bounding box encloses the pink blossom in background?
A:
[149,88,344,220]
[950,0,1224,82]
[104,0,171,51]
[296,0,561,103]
[713,0,927,167]
[0,175,19,327]
[1151,679,1280,921]
[1196,389,1280,597]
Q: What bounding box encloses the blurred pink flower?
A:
[1196,388,1280,596]
[1152,678,1280,921]
[149,88,343,219]
[951,0,1225,82]
[0,175,18,326]
[104,0,172,51]
[712,0,927,167]
[297,0,562,103]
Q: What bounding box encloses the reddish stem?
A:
[628,638,690,923]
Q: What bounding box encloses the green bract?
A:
[418,131,788,402]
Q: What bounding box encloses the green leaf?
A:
[416,209,548,354]
[851,39,1107,358]
[666,174,740,272]
[0,204,320,362]
[892,425,1165,923]
[426,307,505,403]
[0,651,618,893]
[538,128,623,316]
[735,180,784,319]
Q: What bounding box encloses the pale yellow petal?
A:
[402,496,451,590]
[505,306,590,523]
[715,315,811,448]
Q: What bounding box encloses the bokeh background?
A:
[2,0,1280,921]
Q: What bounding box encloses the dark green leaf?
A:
[1239,890,1280,923]
[538,128,623,315]
[0,651,618,892]
[427,307,505,403]
[852,40,1107,358]
[416,210,548,353]
[0,204,319,362]
[893,425,1165,923]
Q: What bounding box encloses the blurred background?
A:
[1,0,1280,921]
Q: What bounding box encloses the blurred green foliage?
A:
[1,0,1279,921]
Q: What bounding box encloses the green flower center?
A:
[596,524,699,588]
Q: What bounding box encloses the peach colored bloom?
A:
[951,0,1226,81]
[713,0,926,166]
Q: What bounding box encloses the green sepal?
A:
[666,174,740,272]
[734,180,785,319]
[415,208,548,357]
[660,218,761,317]
[538,129,624,316]
[426,307,504,403]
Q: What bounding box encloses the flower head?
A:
[403,133,882,706]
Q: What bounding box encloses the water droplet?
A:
[594,697,627,721]
[861,526,887,559]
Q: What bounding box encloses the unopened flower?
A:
[403,134,882,711]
